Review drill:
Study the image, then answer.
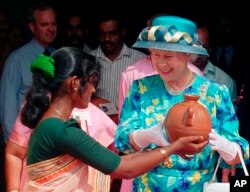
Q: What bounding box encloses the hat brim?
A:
[132,41,209,56]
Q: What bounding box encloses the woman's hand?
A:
[209,129,239,162]
[130,121,169,150]
[170,135,208,160]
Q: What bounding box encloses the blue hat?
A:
[132,16,208,56]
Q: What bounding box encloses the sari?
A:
[25,154,110,192]
[10,103,116,192]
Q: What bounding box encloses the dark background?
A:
[1,0,248,47]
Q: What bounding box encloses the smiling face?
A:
[73,79,95,109]
[80,82,95,108]
[64,75,95,110]
[149,49,190,83]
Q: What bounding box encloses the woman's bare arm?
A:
[5,141,26,191]
[110,136,208,179]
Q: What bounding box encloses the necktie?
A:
[218,48,227,72]
[43,48,50,56]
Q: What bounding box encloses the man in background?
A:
[0,1,57,143]
[63,12,92,53]
[90,14,146,107]
[193,25,237,109]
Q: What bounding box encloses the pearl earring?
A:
[74,88,77,91]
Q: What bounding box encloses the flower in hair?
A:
[30,54,55,79]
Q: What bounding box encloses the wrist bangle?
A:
[158,148,168,162]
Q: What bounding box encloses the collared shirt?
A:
[83,43,92,53]
[0,39,55,143]
[118,56,156,114]
[203,60,237,109]
[90,43,146,106]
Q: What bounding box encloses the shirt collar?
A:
[203,60,216,75]
[31,38,55,54]
[95,43,131,61]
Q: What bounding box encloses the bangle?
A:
[158,148,168,162]
[9,190,19,192]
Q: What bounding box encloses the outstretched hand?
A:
[171,136,208,160]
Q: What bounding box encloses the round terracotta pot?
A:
[165,94,211,143]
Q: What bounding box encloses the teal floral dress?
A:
[115,74,249,192]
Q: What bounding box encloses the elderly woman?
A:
[115,16,249,192]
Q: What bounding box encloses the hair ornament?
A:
[30,54,55,79]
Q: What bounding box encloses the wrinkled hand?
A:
[132,121,169,148]
[209,129,239,162]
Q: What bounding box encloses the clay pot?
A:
[165,94,211,143]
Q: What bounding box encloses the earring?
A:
[74,88,77,91]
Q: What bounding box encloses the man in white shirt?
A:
[90,15,146,106]
[193,26,237,109]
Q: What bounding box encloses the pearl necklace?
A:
[164,71,194,96]
[49,106,66,121]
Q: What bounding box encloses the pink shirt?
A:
[118,56,156,114]
[9,115,31,192]
[72,104,117,147]
[9,103,117,192]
